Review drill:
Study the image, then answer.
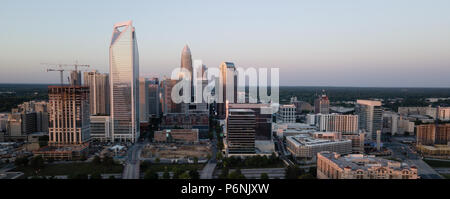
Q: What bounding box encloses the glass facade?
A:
[109,21,140,143]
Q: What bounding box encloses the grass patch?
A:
[423,159,450,168]
[441,174,450,179]
[14,163,123,178]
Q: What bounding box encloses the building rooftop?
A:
[319,151,415,171]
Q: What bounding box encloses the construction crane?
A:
[42,62,90,86]
[43,64,66,86]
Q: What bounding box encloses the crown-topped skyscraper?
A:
[109,20,140,143]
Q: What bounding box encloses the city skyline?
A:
[1,0,450,87]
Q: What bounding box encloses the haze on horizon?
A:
[1,0,450,88]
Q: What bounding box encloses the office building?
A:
[161,78,181,114]
[355,100,382,140]
[228,103,272,140]
[314,92,330,114]
[226,109,256,155]
[109,21,140,143]
[148,78,161,117]
[217,62,238,118]
[139,77,150,122]
[286,134,352,160]
[277,104,296,123]
[90,115,111,142]
[290,96,313,114]
[317,152,419,179]
[83,70,110,115]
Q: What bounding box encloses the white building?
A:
[286,134,352,160]
[277,104,296,123]
[90,116,111,142]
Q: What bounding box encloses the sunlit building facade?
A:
[109,21,140,143]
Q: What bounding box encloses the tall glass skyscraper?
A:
[109,21,140,143]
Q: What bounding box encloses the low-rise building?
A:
[286,134,352,160]
[317,152,419,179]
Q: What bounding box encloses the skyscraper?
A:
[139,77,150,123]
[148,78,161,117]
[181,44,193,99]
[355,100,382,140]
[161,78,181,114]
[217,62,238,118]
[84,70,110,116]
[109,21,140,143]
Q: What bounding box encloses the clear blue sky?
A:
[1,0,450,87]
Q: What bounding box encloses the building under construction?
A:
[35,86,91,160]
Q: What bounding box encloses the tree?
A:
[219,167,229,179]
[216,152,223,161]
[193,157,199,165]
[108,176,116,180]
[155,158,160,164]
[92,155,101,165]
[144,169,159,179]
[260,173,269,179]
[29,155,45,171]
[90,172,102,179]
[163,170,171,179]
[178,172,191,179]
[298,174,315,179]
[14,156,29,167]
[189,169,200,179]
[228,169,245,179]
[285,165,303,179]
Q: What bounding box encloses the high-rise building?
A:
[355,100,382,140]
[69,70,82,86]
[48,86,90,146]
[228,103,273,140]
[161,78,181,114]
[315,114,358,134]
[181,45,193,100]
[417,124,450,146]
[314,91,330,114]
[148,78,161,117]
[226,109,256,155]
[277,104,296,123]
[217,62,237,118]
[139,77,150,123]
[109,21,140,143]
[83,70,110,115]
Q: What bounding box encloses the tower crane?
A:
[42,62,90,86]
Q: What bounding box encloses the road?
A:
[274,137,295,167]
[200,128,218,179]
[384,140,443,179]
[122,140,145,179]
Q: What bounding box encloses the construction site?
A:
[141,143,212,162]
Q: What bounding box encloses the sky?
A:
[1,0,450,87]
